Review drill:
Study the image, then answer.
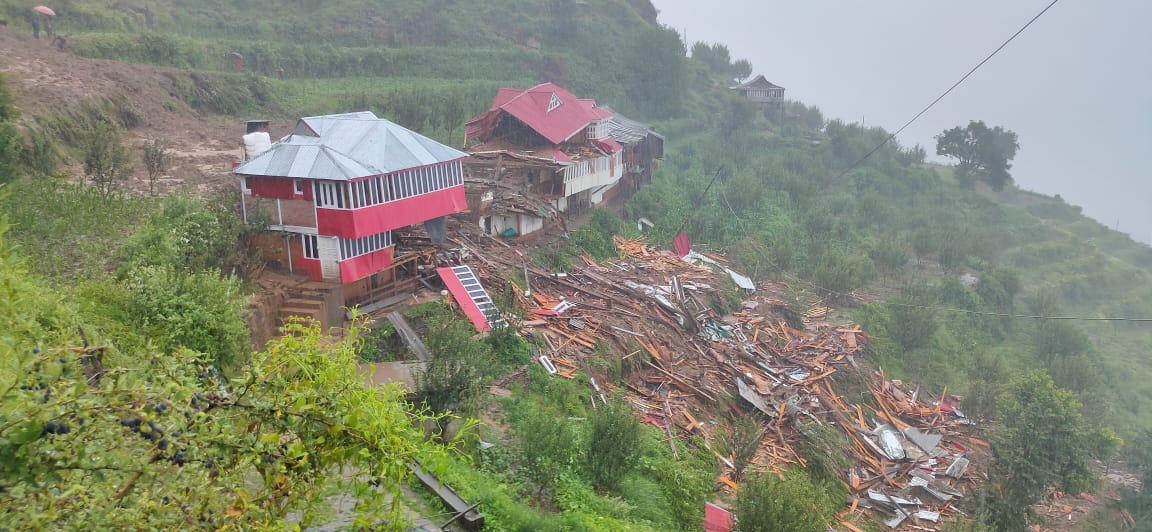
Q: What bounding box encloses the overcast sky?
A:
[653,0,1152,244]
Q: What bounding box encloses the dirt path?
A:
[0,27,248,195]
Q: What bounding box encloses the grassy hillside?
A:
[2,0,1150,528]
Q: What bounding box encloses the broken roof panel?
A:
[702,503,734,532]
[601,105,666,145]
[236,111,467,181]
[465,82,613,145]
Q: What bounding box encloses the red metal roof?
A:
[466,83,613,145]
[551,148,573,163]
[702,503,734,532]
[592,138,623,154]
[436,266,493,333]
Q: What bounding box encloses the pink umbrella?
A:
[33,6,55,17]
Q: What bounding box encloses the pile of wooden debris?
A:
[443,230,987,531]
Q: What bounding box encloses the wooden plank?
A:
[385,311,431,362]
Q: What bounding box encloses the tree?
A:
[935,121,1019,191]
[986,371,1115,530]
[1122,430,1152,527]
[731,59,753,82]
[142,138,171,196]
[690,42,732,76]
[121,265,250,370]
[735,469,840,531]
[585,397,642,491]
[887,283,939,351]
[514,406,577,497]
[718,414,765,482]
[413,303,497,415]
[82,121,132,201]
[0,211,452,529]
[625,25,687,119]
[719,94,756,141]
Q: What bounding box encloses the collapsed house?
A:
[462,83,662,237]
[234,112,468,324]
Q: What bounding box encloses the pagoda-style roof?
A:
[730,75,785,91]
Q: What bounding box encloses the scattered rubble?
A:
[440,228,988,530]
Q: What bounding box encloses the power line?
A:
[822,0,1061,190]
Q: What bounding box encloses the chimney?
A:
[242,119,272,161]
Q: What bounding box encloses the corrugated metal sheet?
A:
[235,111,466,181]
[601,106,665,145]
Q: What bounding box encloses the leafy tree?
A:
[887,283,939,351]
[141,137,171,196]
[719,94,757,141]
[731,58,753,82]
[964,351,1006,421]
[1026,291,1090,363]
[986,371,1114,530]
[121,265,250,370]
[514,406,577,497]
[690,42,732,76]
[117,192,246,274]
[1122,430,1152,527]
[812,246,876,302]
[718,414,765,482]
[81,121,133,202]
[796,423,852,488]
[976,268,1021,312]
[20,127,58,176]
[935,120,1019,191]
[413,303,497,415]
[625,25,687,119]
[0,212,451,529]
[585,397,642,491]
[866,235,911,275]
[735,469,840,531]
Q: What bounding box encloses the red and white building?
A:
[235,111,467,307]
[462,83,629,237]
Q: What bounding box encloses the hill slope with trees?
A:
[1,0,1151,529]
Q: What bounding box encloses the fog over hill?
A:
[655,0,1152,244]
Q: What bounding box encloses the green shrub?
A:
[117,192,245,275]
[735,469,841,532]
[585,398,642,491]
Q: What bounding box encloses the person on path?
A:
[30,14,39,39]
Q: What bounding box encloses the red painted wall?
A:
[317,186,466,238]
[339,246,394,283]
[249,176,311,201]
[294,256,323,282]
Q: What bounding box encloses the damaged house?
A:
[234,111,468,314]
[462,83,662,237]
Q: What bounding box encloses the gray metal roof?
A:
[235,111,467,181]
[600,106,665,145]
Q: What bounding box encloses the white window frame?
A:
[547,93,562,112]
[294,180,304,195]
[302,235,319,259]
[338,231,393,260]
